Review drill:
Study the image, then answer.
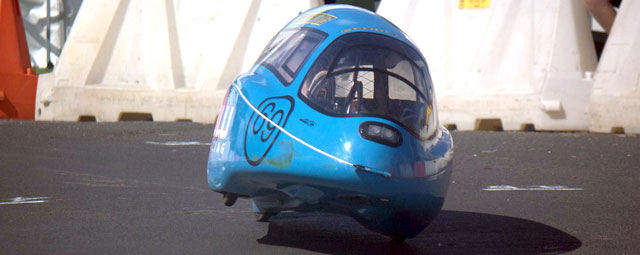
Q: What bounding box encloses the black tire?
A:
[254,212,274,222]
[223,193,238,207]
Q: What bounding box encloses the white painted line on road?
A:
[0,197,49,205]
[145,141,211,146]
[483,185,583,191]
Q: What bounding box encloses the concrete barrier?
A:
[589,0,640,134]
[36,0,321,122]
[378,0,597,131]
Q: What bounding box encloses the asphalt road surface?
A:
[1,120,639,254]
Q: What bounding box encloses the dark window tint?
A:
[257,28,327,85]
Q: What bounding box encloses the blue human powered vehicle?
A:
[207,4,453,242]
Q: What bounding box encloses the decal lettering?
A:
[299,118,316,127]
[294,13,336,26]
[341,27,400,38]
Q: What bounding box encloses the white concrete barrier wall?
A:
[36,0,322,122]
[589,0,640,134]
[378,0,598,131]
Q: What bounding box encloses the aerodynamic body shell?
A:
[207,4,453,239]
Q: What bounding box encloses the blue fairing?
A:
[207,4,453,239]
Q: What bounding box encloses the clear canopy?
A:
[299,32,434,138]
[257,28,327,85]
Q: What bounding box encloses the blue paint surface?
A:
[207,4,454,239]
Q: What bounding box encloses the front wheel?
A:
[254,212,275,222]
[223,193,238,207]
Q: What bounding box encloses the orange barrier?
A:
[0,0,38,119]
